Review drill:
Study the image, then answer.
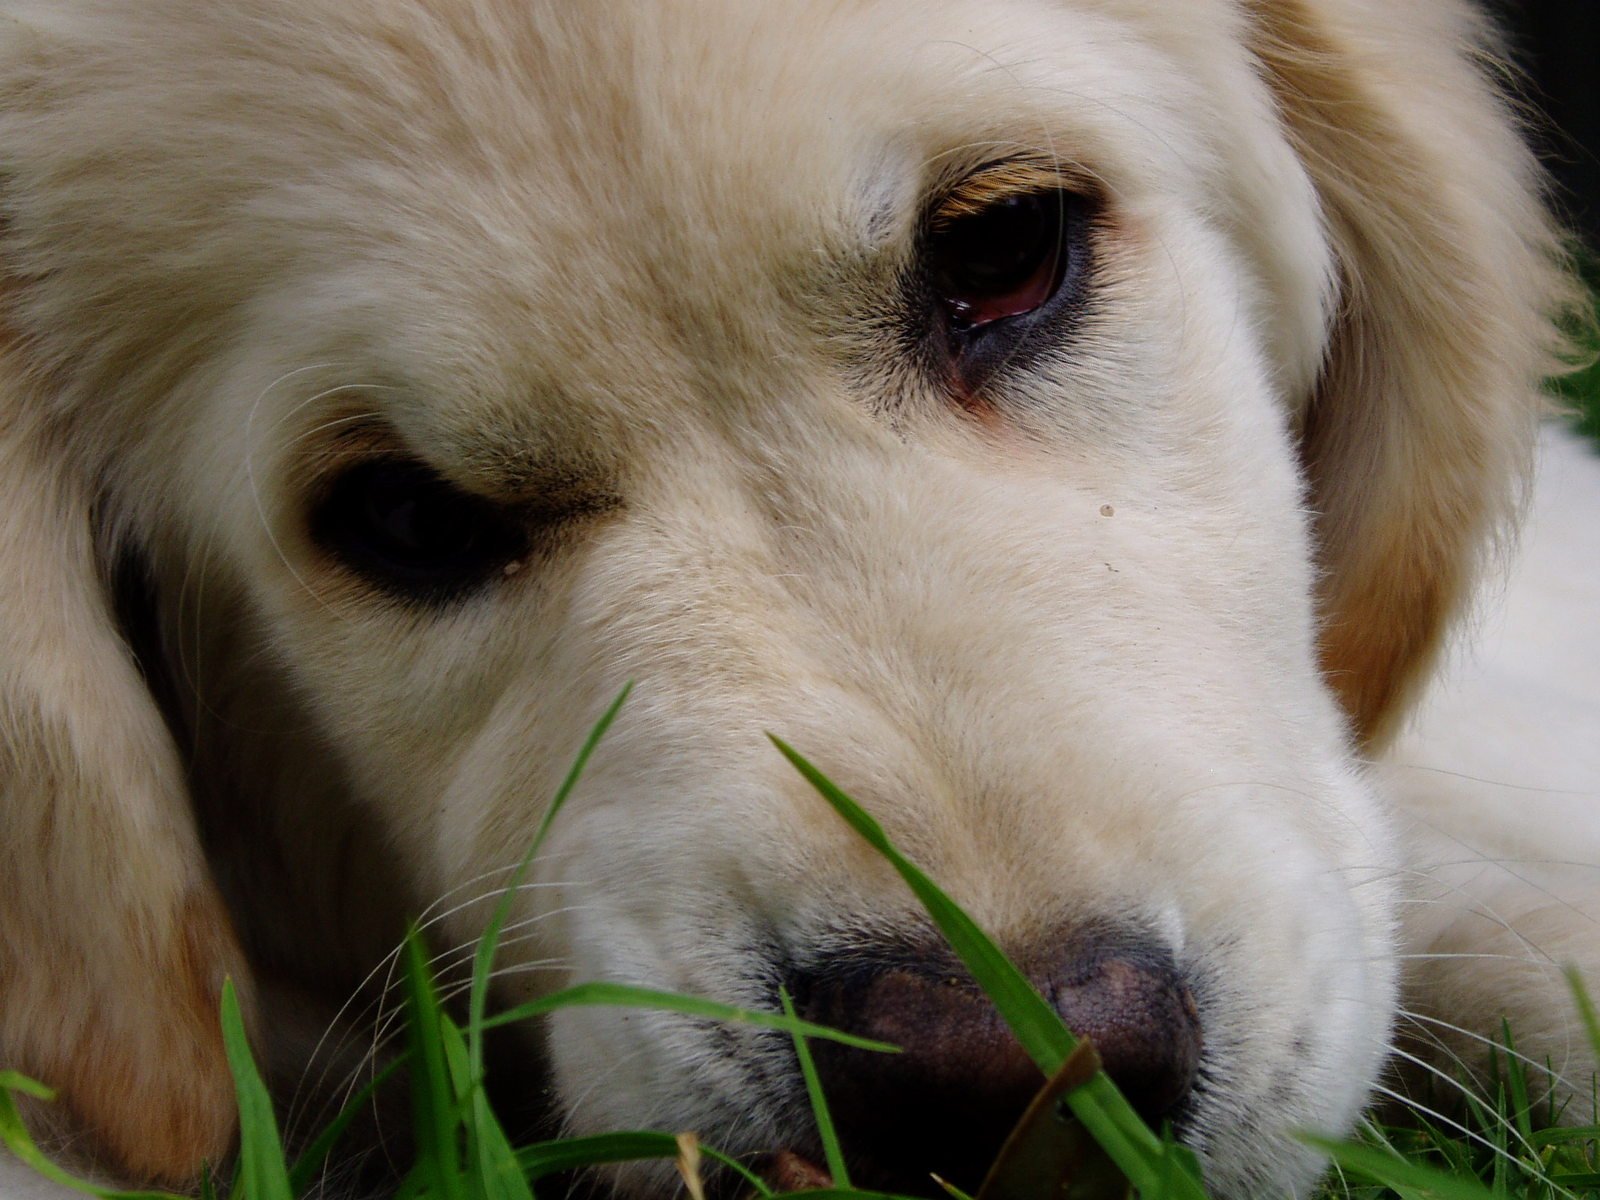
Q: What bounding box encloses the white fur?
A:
[1387,426,1600,1102]
[0,1,1587,1196]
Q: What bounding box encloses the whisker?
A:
[1402,826,1600,929]
[415,902,591,977]
[357,936,583,1083]
[1382,1041,1547,1160]
[1397,1008,1595,1092]
[1385,760,1598,798]
[243,377,396,617]
[288,873,580,1118]
[1393,950,1583,964]
[1366,1080,1575,1194]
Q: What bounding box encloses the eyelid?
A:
[930,157,1085,227]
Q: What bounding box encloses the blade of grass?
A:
[467,684,634,1089]
[0,1075,185,1200]
[1568,968,1600,1062]
[515,1132,772,1196]
[768,736,1205,1200]
[220,979,294,1200]
[404,933,467,1200]
[1305,1136,1501,1200]
[675,1133,707,1200]
[769,738,1073,1074]
[779,986,849,1188]
[393,1164,431,1200]
[1531,1125,1600,1146]
[481,981,896,1053]
[436,1020,532,1200]
[286,1057,405,1195]
[459,686,629,1200]
[1151,1137,1208,1200]
[467,1085,533,1200]
[0,1073,52,1103]
[1497,1023,1535,1149]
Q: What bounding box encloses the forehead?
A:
[170,0,1316,469]
[407,0,1222,196]
[270,8,1217,349]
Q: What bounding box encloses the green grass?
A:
[5,696,1599,1200]
[1554,263,1600,441]
[1310,1017,1600,1200]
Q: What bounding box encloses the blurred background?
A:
[1492,1,1599,254]
[1492,1,1600,433]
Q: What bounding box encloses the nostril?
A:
[797,956,1043,1191]
[1046,944,1203,1123]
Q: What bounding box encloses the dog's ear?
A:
[1245,0,1573,748]
[0,383,249,1183]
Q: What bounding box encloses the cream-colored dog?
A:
[0,0,1593,1196]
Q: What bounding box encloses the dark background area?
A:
[1493,1,1600,253]
[1496,1,1600,441]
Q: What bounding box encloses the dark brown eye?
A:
[310,459,527,602]
[927,190,1072,332]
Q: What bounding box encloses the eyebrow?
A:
[293,406,618,519]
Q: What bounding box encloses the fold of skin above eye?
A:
[928,156,1095,226]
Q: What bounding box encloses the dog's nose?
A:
[794,933,1201,1192]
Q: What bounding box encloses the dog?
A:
[0,0,1594,1195]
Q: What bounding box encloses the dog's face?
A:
[0,0,1562,1195]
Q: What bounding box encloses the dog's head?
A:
[0,0,1567,1193]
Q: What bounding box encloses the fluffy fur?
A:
[0,0,1590,1195]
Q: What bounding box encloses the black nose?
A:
[793,931,1201,1194]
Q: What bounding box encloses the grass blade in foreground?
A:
[467,684,635,1086]
[1303,1137,1499,1200]
[286,1059,403,1195]
[1569,968,1600,1063]
[0,1074,184,1200]
[482,981,896,1052]
[781,986,851,1188]
[462,686,631,1200]
[757,1190,939,1199]
[516,1132,772,1196]
[770,736,1206,1200]
[221,980,294,1200]
[436,1018,532,1200]
[403,934,467,1200]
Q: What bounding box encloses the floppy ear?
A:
[1245,0,1573,748]
[0,385,250,1184]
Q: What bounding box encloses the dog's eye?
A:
[311,459,527,601]
[927,190,1073,332]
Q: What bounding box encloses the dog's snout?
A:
[795,934,1201,1191]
